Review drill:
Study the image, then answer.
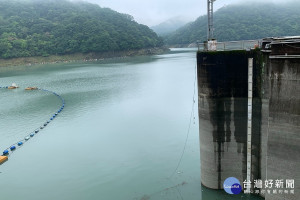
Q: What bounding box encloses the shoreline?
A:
[0,47,169,67]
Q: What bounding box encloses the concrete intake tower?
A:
[197,37,300,200]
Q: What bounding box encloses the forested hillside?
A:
[0,0,163,59]
[165,2,300,45]
[151,17,189,36]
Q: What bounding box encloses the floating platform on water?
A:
[0,156,8,164]
[25,87,38,90]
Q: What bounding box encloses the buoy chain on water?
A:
[0,85,65,157]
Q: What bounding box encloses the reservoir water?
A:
[0,49,262,200]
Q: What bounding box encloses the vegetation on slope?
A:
[151,17,189,36]
[0,0,163,59]
[165,2,300,45]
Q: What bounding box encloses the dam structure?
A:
[197,36,299,199]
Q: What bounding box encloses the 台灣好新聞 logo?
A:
[223,177,242,194]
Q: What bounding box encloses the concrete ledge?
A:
[270,55,300,59]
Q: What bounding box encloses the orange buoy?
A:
[25,87,38,90]
[0,156,8,164]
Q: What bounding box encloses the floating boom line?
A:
[0,85,65,163]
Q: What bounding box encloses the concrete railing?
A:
[197,40,261,51]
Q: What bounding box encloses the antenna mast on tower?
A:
[207,0,216,40]
[206,0,217,51]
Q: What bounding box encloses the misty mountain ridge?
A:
[151,16,191,36]
[165,2,300,45]
[0,0,163,59]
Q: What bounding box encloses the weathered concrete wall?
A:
[257,53,270,198]
[265,58,300,200]
[197,51,262,189]
[197,48,300,200]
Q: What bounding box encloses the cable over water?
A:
[169,61,197,179]
[136,61,198,200]
[0,85,65,159]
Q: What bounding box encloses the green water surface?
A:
[0,49,262,200]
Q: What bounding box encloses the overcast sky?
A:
[84,0,292,26]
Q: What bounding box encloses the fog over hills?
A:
[164,2,300,45]
[151,17,190,36]
[82,0,296,26]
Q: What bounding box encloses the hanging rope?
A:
[137,181,188,200]
[169,62,197,179]
[137,61,198,200]
[0,85,65,158]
